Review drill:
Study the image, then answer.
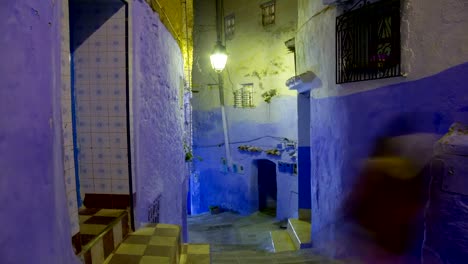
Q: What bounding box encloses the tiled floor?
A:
[103,224,211,264]
[79,208,126,246]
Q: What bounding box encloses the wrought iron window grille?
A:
[234,83,254,108]
[225,14,235,40]
[147,194,161,223]
[261,1,276,26]
[336,0,402,84]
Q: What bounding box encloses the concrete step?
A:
[270,230,296,252]
[286,219,312,249]
[211,249,337,264]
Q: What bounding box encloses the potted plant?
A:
[209,205,221,215]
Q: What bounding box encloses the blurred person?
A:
[344,132,438,263]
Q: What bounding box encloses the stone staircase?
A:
[270,218,312,253]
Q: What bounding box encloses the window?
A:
[225,14,235,40]
[336,0,401,83]
[261,1,275,26]
[234,84,254,108]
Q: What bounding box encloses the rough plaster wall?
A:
[191,0,299,218]
[192,0,297,111]
[307,64,468,260]
[132,0,187,230]
[192,97,298,219]
[296,0,468,98]
[296,0,468,259]
[0,0,79,263]
[60,0,80,236]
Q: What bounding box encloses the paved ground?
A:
[187,212,344,263]
[187,211,285,252]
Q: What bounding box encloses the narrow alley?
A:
[1,0,468,264]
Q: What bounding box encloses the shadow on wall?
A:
[70,0,125,53]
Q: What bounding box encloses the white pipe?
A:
[220,105,232,167]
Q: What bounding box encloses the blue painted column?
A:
[298,92,311,221]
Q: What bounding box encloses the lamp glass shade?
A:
[210,44,228,72]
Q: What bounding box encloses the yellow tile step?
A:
[179,243,210,264]
[270,230,297,252]
[287,218,312,249]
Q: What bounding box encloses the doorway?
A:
[256,159,277,216]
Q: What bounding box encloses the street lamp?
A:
[210,42,228,72]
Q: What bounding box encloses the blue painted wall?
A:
[309,62,468,261]
[191,96,299,219]
[0,0,80,262]
[132,0,189,235]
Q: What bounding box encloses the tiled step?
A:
[180,243,211,264]
[78,209,130,264]
[270,230,296,252]
[104,223,181,264]
[286,219,312,249]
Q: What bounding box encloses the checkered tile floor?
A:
[103,224,210,264]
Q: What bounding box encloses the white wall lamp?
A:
[210,41,228,73]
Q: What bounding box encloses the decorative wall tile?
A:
[79,163,93,179]
[111,180,129,194]
[107,35,125,52]
[90,100,109,116]
[93,164,112,180]
[93,148,111,164]
[111,165,128,179]
[75,84,91,101]
[110,148,128,164]
[63,128,73,147]
[93,134,110,148]
[110,83,126,100]
[78,133,92,148]
[109,101,126,116]
[109,133,126,148]
[79,149,94,164]
[64,146,75,170]
[107,52,126,67]
[76,100,92,117]
[107,19,125,35]
[108,117,126,133]
[69,211,80,236]
[67,190,79,216]
[61,76,72,95]
[94,179,112,194]
[81,178,95,194]
[72,3,129,195]
[91,116,109,133]
[62,0,80,237]
[65,168,77,192]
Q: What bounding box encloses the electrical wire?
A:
[194,135,295,148]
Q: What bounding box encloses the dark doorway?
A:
[257,159,277,216]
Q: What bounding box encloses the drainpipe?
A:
[215,0,232,168]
